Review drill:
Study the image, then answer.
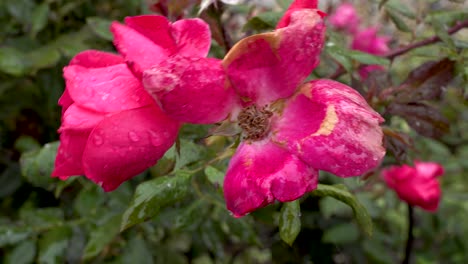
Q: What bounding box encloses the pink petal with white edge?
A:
[273,79,385,177]
[223,9,325,106]
[124,15,175,53]
[143,56,239,124]
[171,19,211,58]
[64,63,154,113]
[224,140,318,217]
[69,50,124,68]
[111,22,171,76]
[60,104,107,131]
[82,105,180,191]
[52,130,89,179]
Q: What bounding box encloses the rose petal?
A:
[69,50,124,68]
[276,0,319,29]
[143,56,239,124]
[64,63,154,113]
[329,3,360,33]
[351,27,390,55]
[224,140,318,217]
[124,15,175,53]
[58,89,73,114]
[224,9,325,106]
[111,22,171,76]
[171,19,211,57]
[52,130,89,179]
[273,79,385,177]
[60,104,107,131]
[414,161,444,179]
[82,105,180,191]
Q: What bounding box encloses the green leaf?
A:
[277,0,293,9]
[347,50,390,66]
[38,226,72,264]
[386,9,411,32]
[121,171,193,230]
[325,44,353,73]
[5,240,36,264]
[384,0,416,19]
[322,223,360,244]
[30,3,49,37]
[204,166,225,187]
[86,17,113,41]
[279,200,301,246]
[19,141,58,189]
[122,236,154,264]
[243,11,283,32]
[175,139,206,170]
[0,225,33,247]
[83,214,122,260]
[311,184,373,237]
[0,47,27,76]
[19,208,64,227]
[0,164,22,198]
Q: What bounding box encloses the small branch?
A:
[328,20,468,79]
[386,20,468,60]
[402,204,414,264]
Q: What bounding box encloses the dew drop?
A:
[148,130,162,146]
[128,131,140,142]
[101,93,109,101]
[93,134,104,146]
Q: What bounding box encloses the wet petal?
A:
[143,56,239,124]
[223,9,325,106]
[124,15,175,53]
[273,79,385,177]
[276,0,319,29]
[60,104,107,131]
[82,105,180,191]
[58,89,73,114]
[224,140,318,217]
[171,19,211,57]
[111,22,171,76]
[414,161,444,179]
[69,50,124,68]
[52,130,89,179]
[64,63,154,113]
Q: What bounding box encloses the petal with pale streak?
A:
[273,79,385,177]
[82,105,180,192]
[143,56,239,124]
[64,64,154,113]
[171,19,211,57]
[60,104,107,131]
[223,9,325,106]
[69,50,124,68]
[111,22,171,76]
[52,130,89,179]
[276,0,319,29]
[224,140,318,217]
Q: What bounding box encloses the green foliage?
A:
[1,0,467,263]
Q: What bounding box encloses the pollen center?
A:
[238,105,273,141]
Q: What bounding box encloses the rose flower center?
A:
[237,105,273,141]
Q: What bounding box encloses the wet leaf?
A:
[30,3,49,37]
[204,166,225,187]
[86,17,113,41]
[386,8,411,32]
[0,225,33,247]
[347,50,390,66]
[312,184,373,237]
[83,214,122,260]
[325,44,353,73]
[38,226,72,264]
[279,200,301,246]
[243,11,282,32]
[19,141,58,189]
[121,171,193,230]
[0,47,27,76]
[5,240,36,264]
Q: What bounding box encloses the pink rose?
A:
[53,15,212,191]
[329,3,360,33]
[143,1,386,217]
[351,27,390,55]
[382,161,444,212]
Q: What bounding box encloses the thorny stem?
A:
[402,204,414,264]
[328,20,468,79]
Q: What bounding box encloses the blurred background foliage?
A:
[0,0,467,263]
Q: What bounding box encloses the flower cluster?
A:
[382,161,444,212]
[329,2,390,78]
[54,0,386,216]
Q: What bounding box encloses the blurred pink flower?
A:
[329,2,360,33]
[53,15,213,191]
[351,27,390,78]
[143,0,386,217]
[382,161,444,212]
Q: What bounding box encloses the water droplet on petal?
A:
[148,130,162,147]
[93,134,104,146]
[101,93,109,101]
[128,131,140,142]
